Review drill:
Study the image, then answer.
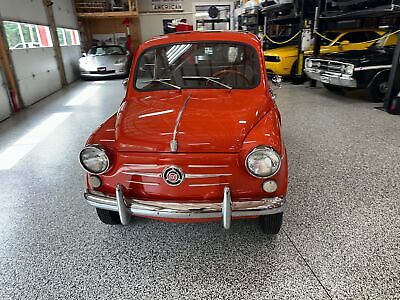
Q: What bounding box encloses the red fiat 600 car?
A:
[80,31,288,234]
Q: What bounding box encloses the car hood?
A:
[264,45,298,58]
[81,55,126,65]
[316,47,395,65]
[115,91,270,153]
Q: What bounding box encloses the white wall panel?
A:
[10,48,62,106]
[0,68,12,122]
[139,13,193,42]
[61,46,81,83]
[52,0,78,28]
[0,0,47,24]
[138,0,235,41]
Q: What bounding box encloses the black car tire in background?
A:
[366,71,390,102]
[259,212,283,234]
[96,208,121,225]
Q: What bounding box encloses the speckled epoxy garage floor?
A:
[0,80,399,299]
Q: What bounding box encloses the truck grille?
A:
[307,59,351,76]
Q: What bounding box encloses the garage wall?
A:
[61,45,81,84]
[0,0,47,25]
[0,67,11,122]
[53,0,81,83]
[139,12,193,41]
[1,0,80,106]
[52,0,78,28]
[138,0,235,41]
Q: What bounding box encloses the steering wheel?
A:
[207,69,251,86]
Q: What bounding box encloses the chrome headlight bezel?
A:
[79,144,110,175]
[306,59,313,68]
[245,146,282,179]
[345,65,354,75]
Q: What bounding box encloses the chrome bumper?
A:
[305,69,357,88]
[84,185,285,229]
[80,72,128,78]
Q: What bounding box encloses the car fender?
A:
[367,69,390,89]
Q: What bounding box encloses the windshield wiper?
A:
[142,78,182,90]
[182,76,232,90]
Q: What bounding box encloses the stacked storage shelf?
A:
[75,1,107,13]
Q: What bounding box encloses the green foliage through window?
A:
[56,28,80,46]
[3,21,52,49]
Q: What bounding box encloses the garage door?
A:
[0,67,12,122]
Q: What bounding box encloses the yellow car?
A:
[264,29,387,77]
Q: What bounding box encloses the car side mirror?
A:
[340,40,350,46]
[82,52,87,57]
[122,79,128,89]
[271,75,282,88]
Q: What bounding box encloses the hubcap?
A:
[378,81,388,94]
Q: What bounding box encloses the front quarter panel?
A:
[240,107,288,197]
[86,113,118,149]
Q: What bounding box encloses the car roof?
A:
[141,31,262,52]
[326,29,384,34]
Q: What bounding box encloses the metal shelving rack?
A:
[262,0,316,82]
[261,0,400,113]
[312,0,400,113]
[240,6,263,35]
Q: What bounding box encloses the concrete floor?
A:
[0,80,399,299]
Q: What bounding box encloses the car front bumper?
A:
[79,64,129,78]
[84,185,285,229]
[80,70,128,78]
[305,69,357,88]
[265,61,293,76]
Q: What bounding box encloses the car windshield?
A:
[88,46,125,56]
[370,34,398,48]
[321,32,341,46]
[135,42,261,90]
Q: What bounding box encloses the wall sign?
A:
[151,0,183,12]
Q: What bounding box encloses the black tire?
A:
[96,208,121,225]
[366,73,389,103]
[323,83,343,93]
[291,61,306,85]
[259,213,283,234]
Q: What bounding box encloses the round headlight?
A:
[345,65,354,75]
[246,146,281,178]
[79,145,110,174]
[306,59,313,68]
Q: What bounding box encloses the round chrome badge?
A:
[162,166,185,186]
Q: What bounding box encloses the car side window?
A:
[337,32,379,44]
[365,31,381,41]
[337,32,367,43]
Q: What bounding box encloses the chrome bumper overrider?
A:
[84,185,285,229]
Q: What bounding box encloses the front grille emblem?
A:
[162,166,185,186]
